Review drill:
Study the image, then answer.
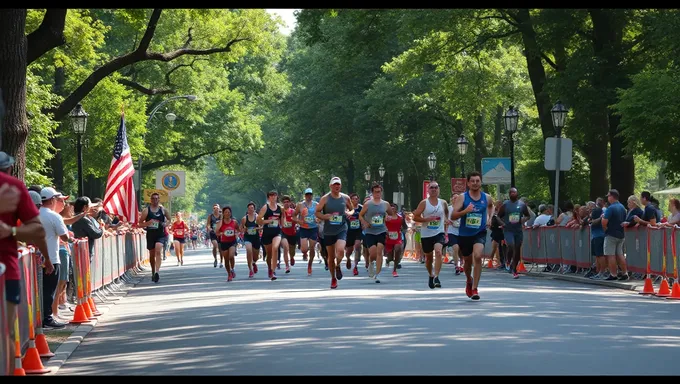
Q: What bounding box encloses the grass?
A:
[44,326,77,352]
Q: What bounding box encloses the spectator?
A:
[601,189,629,281]
[71,197,104,260]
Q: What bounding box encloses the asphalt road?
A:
[56,246,680,375]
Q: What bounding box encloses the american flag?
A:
[103,113,138,224]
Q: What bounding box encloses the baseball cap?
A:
[40,187,68,201]
[329,177,341,185]
[607,189,619,198]
[29,190,42,206]
[0,151,15,169]
[304,188,313,195]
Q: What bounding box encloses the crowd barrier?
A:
[1,231,148,375]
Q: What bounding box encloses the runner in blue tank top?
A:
[451,171,494,301]
[294,188,320,276]
[314,177,355,289]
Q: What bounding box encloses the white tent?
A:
[653,186,680,195]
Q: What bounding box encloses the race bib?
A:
[330,212,343,225]
[509,212,520,224]
[148,220,159,229]
[283,220,293,228]
[466,213,482,229]
[388,231,399,240]
[371,215,384,226]
[350,220,360,229]
[269,217,279,227]
[427,219,441,230]
[175,229,184,236]
[224,229,234,237]
[304,216,314,224]
[247,227,257,235]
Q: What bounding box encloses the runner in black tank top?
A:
[257,190,282,281]
[206,204,223,268]
[139,192,170,283]
[240,201,262,278]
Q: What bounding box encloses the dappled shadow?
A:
[57,248,680,375]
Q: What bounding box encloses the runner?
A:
[451,171,494,300]
[315,177,355,289]
[497,187,531,279]
[257,191,282,281]
[294,188,319,276]
[412,180,450,289]
[171,211,187,266]
[138,192,171,283]
[279,195,295,273]
[206,204,223,268]
[447,194,462,275]
[241,202,261,278]
[216,206,239,282]
[359,182,390,283]
[345,193,363,276]
[384,203,404,277]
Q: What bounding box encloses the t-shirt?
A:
[39,207,68,265]
[604,201,626,239]
[0,173,40,280]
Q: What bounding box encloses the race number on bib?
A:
[304,216,315,224]
[465,213,482,229]
[388,231,399,240]
[427,219,441,230]
[371,215,384,226]
[330,213,343,225]
[175,229,184,236]
[247,228,257,235]
[224,230,235,237]
[148,220,159,229]
[283,220,293,228]
[269,217,279,227]
[509,212,520,224]
[350,220,360,229]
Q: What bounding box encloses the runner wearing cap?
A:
[294,188,319,276]
[358,182,391,283]
[315,177,354,289]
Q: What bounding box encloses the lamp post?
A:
[550,100,568,219]
[364,166,371,198]
[427,152,437,181]
[504,106,519,188]
[69,103,88,197]
[457,134,468,178]
[397,170,404,212]
[139,95,197,209]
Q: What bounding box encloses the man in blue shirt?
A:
[601,189,629,281]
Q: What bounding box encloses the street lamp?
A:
[139,95,197,209]
[427,152,437,181]
[551,100,568,136]
[550,100,569,220]
[378,163,385,182]
[457,134,468,178]
[69,103,89,197]
[397,170,404,211]
[504,106,519,187]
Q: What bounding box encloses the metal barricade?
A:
[624,227,646,274]
[17,249,32,356]
[574,226,592,269]
[665,227,674,277]
[559,227,576,267]
[542,227,561,264]
[649,228,665,275]
[521,228,533,263]
[0,262,8,376]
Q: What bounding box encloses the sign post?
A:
[422,180,431,200]
[544,137,573,219]
[481,158,511,185]
[156,170,186,214]
[451,178,466,194]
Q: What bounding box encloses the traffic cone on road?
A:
[88,297,101,316]
[70,302,92,324]
[22,339,50,374]
[486,258,494,268]
[35,328,54,358]
[518,260,527,273]
[656,278,672,297]
[639,276,656,295]
[666,281,680,300]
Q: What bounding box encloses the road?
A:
[56,246,680,375]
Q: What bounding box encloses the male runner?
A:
[139,192,171,283]
[295,188,319,276]
[257,191,282,280]
[358,182,390,283]
[412,180,450,289]
[206,204,223,268]
[315,177,354,289]
[345,193,363,276]
[279,195,295,273]
[451,171,494,300]
[497,187,530,279]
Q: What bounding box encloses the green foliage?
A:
[25,68,61,186]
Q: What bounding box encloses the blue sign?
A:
[162,173,180,190]
[481,158,511,185]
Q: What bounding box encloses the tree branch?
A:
[137,9,162,52]
[27,8,67,64]
[141,145,240,171]
[164,58,209,86]
[541,52,559,70]
[117,78,175,95]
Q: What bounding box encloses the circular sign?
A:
[162,173,180,191]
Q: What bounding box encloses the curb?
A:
[521,270,644,291]
[43,270,148,375]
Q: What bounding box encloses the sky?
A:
[266,9,299,35]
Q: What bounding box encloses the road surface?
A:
[56,246,680,375]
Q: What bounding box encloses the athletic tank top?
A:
[282,208,296,236]
[322,194,348,236]
[146,206,165,235]
[385,214,403,244]
[244,214,259,237]
[209,213,220,233]
[502,199,525,233]
[263,203,281,235]
[300,200,318,229]
[420,198,445,238]
[458,191,488,237]
[172,221,186,238]
[347,203,362,231]
[364,199,387,235]
[219,219,238,242]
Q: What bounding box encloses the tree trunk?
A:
[609,114,634,198]
[0,9,29,180]
[49,66,66,191]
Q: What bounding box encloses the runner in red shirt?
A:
[279,195,296,273]
[384,203,404,278]
[216,206,239,282]
[171,212,187,266]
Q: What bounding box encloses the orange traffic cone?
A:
[70,303,92,324]
[35,328,54,358]
[22,340,50,374]
[639,277,656,295]
[443,253,449,264]
[486,258,494,268]
[13,337,25,376]
[82,299,95,319]
[666,281,680,300]
[656,278,672,297]
[517,260,527,273]
[88,297,101,316]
